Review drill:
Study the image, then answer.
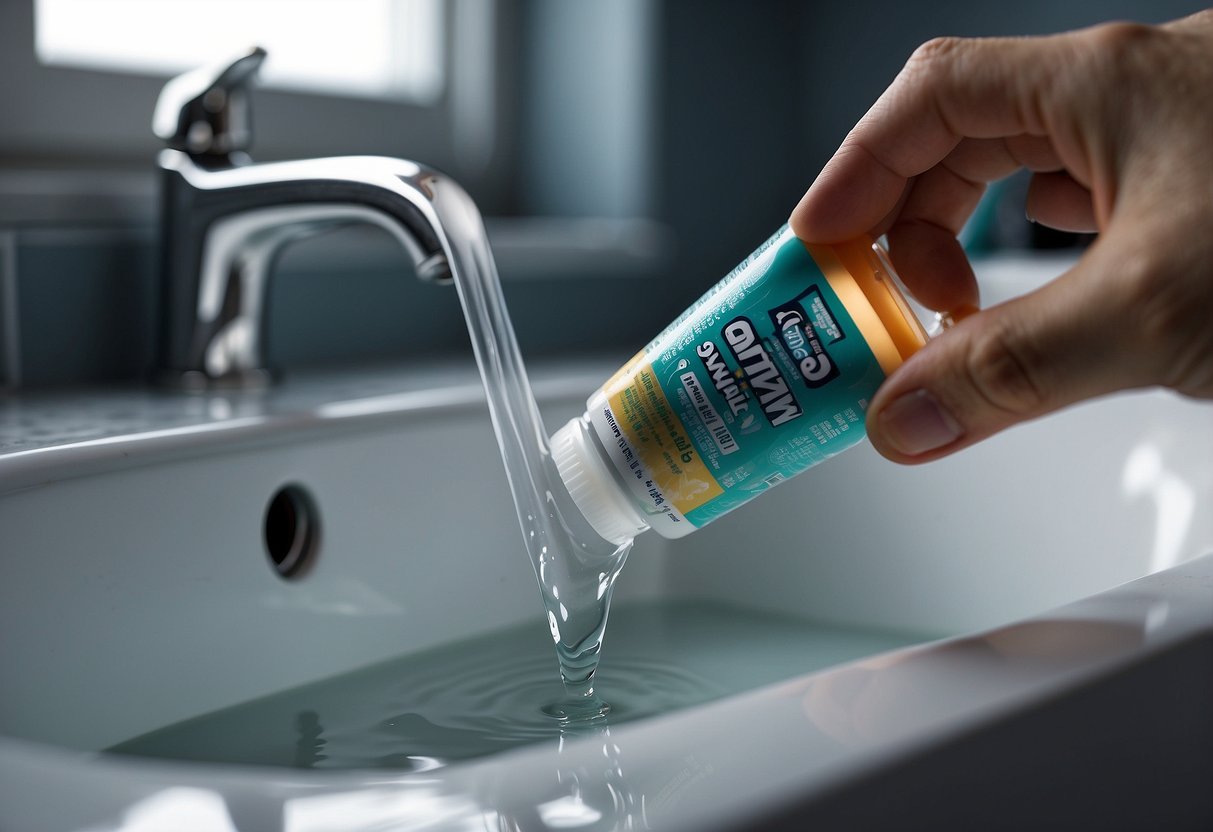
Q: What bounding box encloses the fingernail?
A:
[877,389,964,456]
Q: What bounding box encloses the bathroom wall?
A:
[648,0,1209,308]
[0,0,1206,388]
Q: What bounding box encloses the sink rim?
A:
[0,360,615,498]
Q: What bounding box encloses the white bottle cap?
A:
[549,418,650,545]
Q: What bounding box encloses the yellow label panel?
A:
[607,364,724,515]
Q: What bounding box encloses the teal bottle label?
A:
[587,225,888,535]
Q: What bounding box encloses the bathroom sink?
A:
[2,260,1212,830]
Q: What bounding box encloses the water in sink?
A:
[107,600,924,769]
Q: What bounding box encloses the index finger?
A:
[791,34,1064,243]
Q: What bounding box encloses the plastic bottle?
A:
[549,224,963,543]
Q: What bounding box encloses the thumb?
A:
[866,237,1151,464]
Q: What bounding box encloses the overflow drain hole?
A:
[264,485,320,578]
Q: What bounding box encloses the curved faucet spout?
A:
[156,150,457,389]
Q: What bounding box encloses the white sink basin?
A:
[2,257,1212,830]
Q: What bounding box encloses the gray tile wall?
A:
[16,232,156,387]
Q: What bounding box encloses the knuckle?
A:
[907,36,966,75]
[1087,20,1157,54]
[1081,21,1163,75]
[911,35,964,62]
[963,321,1049,417]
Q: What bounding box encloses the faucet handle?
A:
[153,46,267,163]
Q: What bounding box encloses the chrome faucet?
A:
[153,47,455,389]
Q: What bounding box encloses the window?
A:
[35,0,444,103]
[0,0,504,209]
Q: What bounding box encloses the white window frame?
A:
[0,0,502,200]
[34,0,447,105]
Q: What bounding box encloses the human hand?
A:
[791,10,1213,463]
